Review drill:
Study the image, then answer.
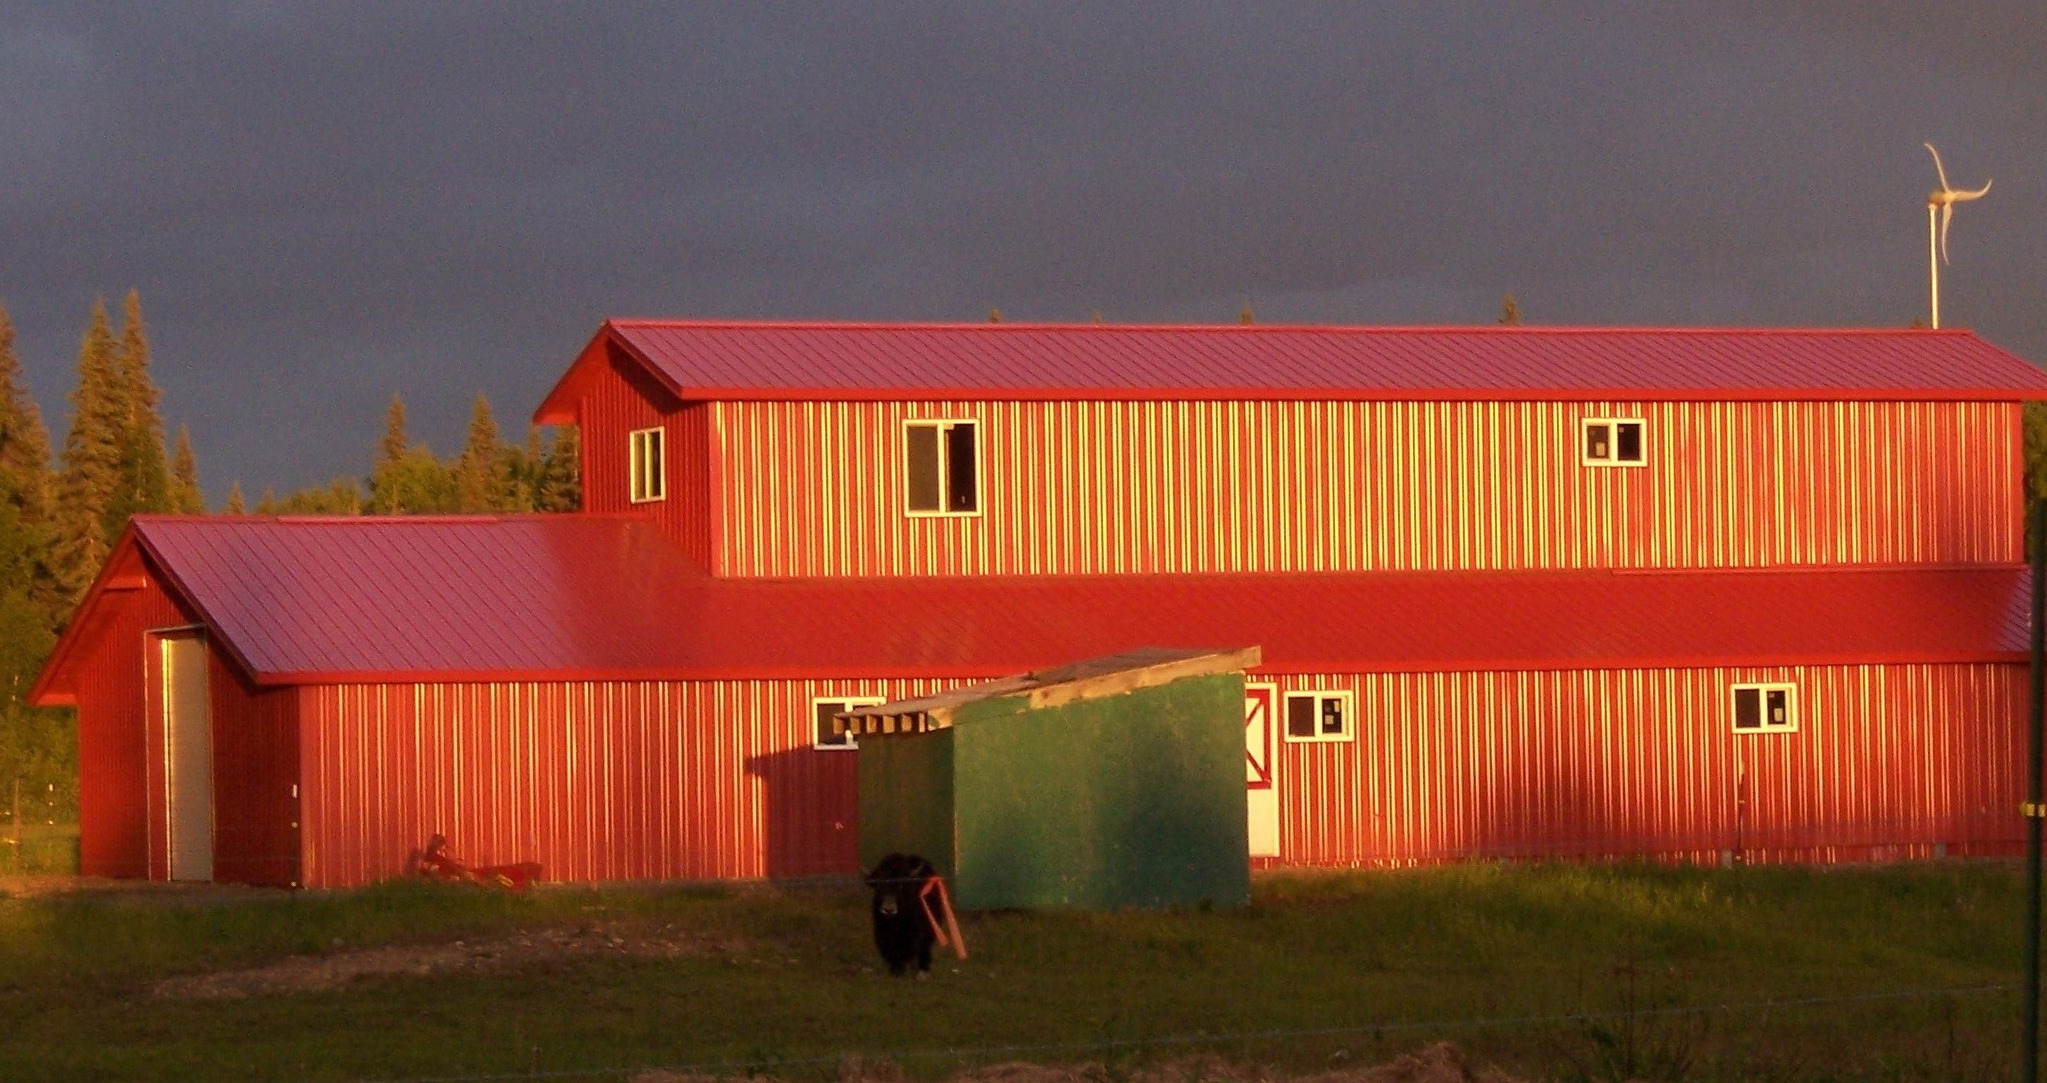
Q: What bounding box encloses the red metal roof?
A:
[534,321,2047,420]
[30,516,2032,701]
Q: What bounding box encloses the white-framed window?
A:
[1731,683,1797,734]
[629,426,665,503]
[1283,690,1354,743]
[1581,418,1647,467]
[904,419,980,516]
[813,695,886,750]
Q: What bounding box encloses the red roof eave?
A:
[251,648,2030,688]
[644,384,2047,405]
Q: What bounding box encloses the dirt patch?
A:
[633,1048,1525,1083]
[147,921,743,999]
[0,875,273,904]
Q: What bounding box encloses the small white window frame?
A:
[629,426,666,503]
[1282,689,1355,744]
[902,418,984,518]
[1731,682,1798,734]
[812,695,887,751]
[1580,417,1648,468]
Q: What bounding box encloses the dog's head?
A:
[865,852,935,915]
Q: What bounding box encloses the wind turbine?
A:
[1924,142,1992,329]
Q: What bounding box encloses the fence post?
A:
[2024,498,2045,1083]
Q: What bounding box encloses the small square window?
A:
[1581,418,1647,467]
[904,419,980,516]
[813,696,886,750]
[1283,690,1354,743]
[629,427,666,502]
[1731,683,1797,734]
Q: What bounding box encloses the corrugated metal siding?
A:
[1271,663,2024,867]
[296,676,972,889]
[74,578,192,879]
[293,662,2023,887]
[578,345,713,569]
[207,656,300,887]
[710,400,2021,577]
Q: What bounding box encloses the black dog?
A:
[864,852,938,976]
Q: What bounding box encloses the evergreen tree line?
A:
[227,393,580,517]
[0,293,580,819]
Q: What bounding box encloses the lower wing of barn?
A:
[30,515,2033,888]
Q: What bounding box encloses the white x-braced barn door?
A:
[1244,682,1279,857]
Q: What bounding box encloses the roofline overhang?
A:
[29,518,268,708]
[237,650,2029,689]
[532,320,2047,421]
[602,385,2047,405]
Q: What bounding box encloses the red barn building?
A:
[33,323,2047,887]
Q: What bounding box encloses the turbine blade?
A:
[1939,202,1954,263]
[1926,143,1952,191]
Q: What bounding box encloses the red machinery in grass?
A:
[407,834,543,891]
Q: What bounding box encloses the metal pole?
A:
[1929,202,1941,330]
[2024,497,2045,1083]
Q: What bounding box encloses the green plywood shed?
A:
[849,646,1255,911]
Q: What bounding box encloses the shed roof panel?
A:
[31,518,2032,703]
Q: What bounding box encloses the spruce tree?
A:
[454,393,507,513]
[0,304,58,683]
[108,291,171,529]
[223,481,246,515]
[378,393,408,468]
[367,393,457,514]
[537,425,581,512]
[169,424,203,513]
[0,305,53,530]
[53,301,125,601]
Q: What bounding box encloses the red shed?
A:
[34,322,2047,886]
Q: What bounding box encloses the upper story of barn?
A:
[532,321,2047,579]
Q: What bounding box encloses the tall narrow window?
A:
[629,426,665,503]
[1581,418,1647,467]
[1731,683,1797,733]
[1283,690,1354,743]
[904,419,980,516]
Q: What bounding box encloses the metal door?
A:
[1244,682,1279,857]
[162,631,214,881]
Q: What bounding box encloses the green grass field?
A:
[0,860,2032,1082]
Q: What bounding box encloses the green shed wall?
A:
[856,728,956,878]
[951,672,1249,909]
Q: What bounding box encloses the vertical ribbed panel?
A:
[710,400,2020,577]
[207,658,301,887]
[73,568,195,881]
[1271,663,2025,867]
[577,346,714,569]
[296,676,971,889]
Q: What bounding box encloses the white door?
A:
[1244,682,1279,857]
[163,631,214,881]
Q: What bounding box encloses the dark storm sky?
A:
[2,4,2043,501]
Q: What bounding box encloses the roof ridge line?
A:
[608,319,1974,336]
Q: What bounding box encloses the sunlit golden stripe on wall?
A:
[710,400,2021,579]
[1266,663,2023,869]
[296,675,984,889]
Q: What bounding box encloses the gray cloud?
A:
[1,3,2042,498]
